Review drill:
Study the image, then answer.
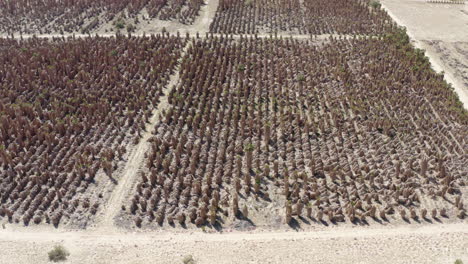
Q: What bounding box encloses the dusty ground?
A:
[0,223,467,264]
[381,0,468,108]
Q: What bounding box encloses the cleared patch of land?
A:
[0,223,467,264]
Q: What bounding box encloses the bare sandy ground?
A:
[381,0,468,109]
[0,223,466,264]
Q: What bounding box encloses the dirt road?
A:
[0,223,466,264]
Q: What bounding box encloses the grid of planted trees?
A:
[0,0,204,34]
[0,35,186,226]
[210,0,392,34]
[125,33,467,228]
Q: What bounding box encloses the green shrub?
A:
[245,0,253,7]
[48,245,70,262]
[370,0,381,9]
[126,23,136,33]
[183,255,195,264]
[297,74,305,82]
[114,19,125,29]
[244,143,254,152]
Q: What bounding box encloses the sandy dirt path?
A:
[191,0,220,33]
[96,41,193,230]
[0,223,466,264]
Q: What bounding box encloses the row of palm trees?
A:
[210,0,393,34]
[129,33,466,228]
[0,35,186,226]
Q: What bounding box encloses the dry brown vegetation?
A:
[0,35,185,226]
[125,31,467,228]
[210,0,392,34]
[0,0,204,34]
[0,0,466,232]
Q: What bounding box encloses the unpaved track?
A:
[192,0,219,33]
[95,0,218,230]
[97,41,193,230]
[0,223,466,263]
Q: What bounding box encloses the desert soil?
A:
[0,223,467,264]
[0,0,467,263]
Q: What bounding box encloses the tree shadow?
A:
[287,218,301,230]
[298,216,311,225]
[443,196,454,204]
[423,217,433,223]
[241,215,256,227]
[259,192,272,202]
[217,217,225,224]
[108,175,118,185]
[360,219,369,226]
[351,218,369,226]
[211,221,224,232]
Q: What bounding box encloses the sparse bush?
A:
[297,74,305,82]
[370,0,381,9]
[454,260,463,264]
[126,23,136,33]
[115,19,125,29]
[48,245,70,262]
[183,255,195,264]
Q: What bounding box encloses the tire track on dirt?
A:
[97,41,193,230]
